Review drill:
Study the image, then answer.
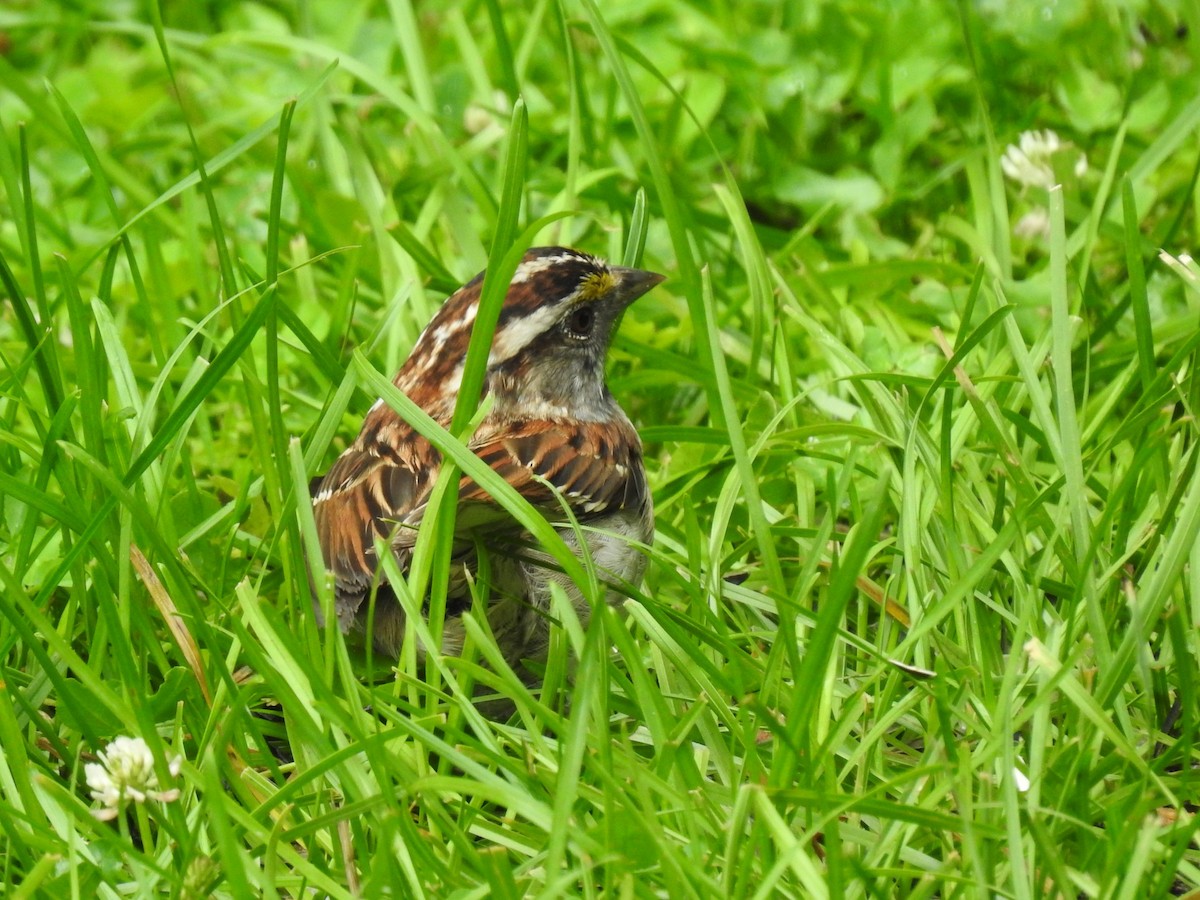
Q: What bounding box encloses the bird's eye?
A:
[565,305,595,339]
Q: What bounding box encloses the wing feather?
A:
[312,412,646,632]
[461,417,647,516]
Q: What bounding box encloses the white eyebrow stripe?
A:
[511,254,578,283]
[487,304,561,364]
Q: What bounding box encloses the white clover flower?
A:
[1000,129,1088,192]
[1013,207,1050,240]
[1000,130,1061,190]
[84,736,182,820]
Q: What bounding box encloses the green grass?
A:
[2,0,1199,896]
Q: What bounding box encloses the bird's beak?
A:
[611,266,665,309]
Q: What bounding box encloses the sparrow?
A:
[311,247,663,676]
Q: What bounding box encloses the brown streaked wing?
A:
[312,416,646,616]
[458,418,646,519]
[313,439,436,602]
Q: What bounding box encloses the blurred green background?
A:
[1,1,1198,896]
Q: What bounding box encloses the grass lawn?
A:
[1,0,1198,896]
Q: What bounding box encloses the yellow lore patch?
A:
[577,270,615,302]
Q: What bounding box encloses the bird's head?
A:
[397,247,664,421]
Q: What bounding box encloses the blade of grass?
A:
[577,0,718,422]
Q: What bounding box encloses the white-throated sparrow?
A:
[312,247,663,675]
